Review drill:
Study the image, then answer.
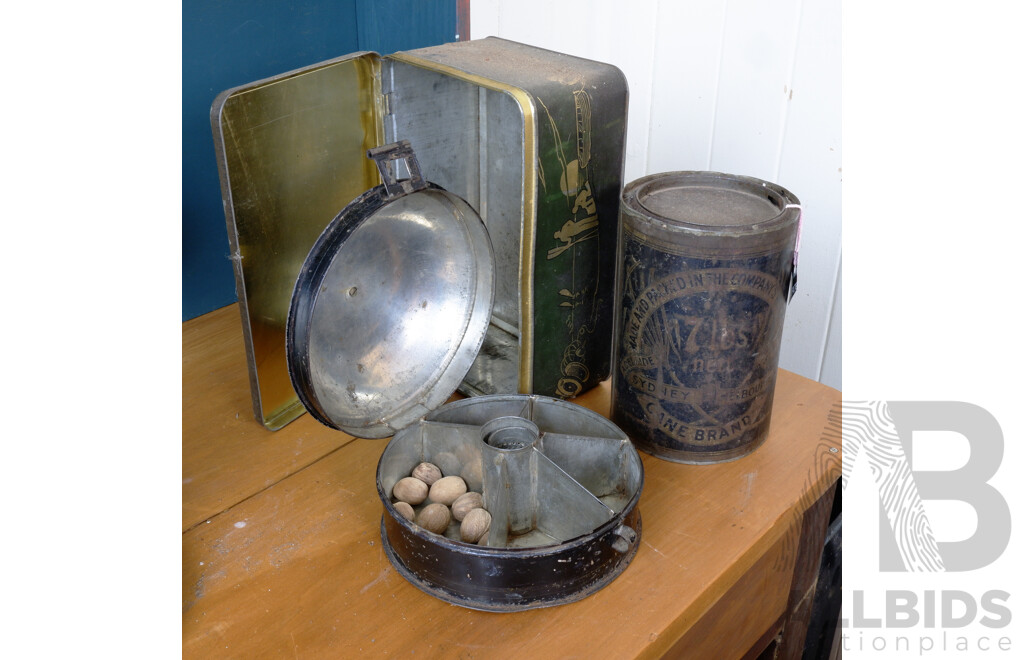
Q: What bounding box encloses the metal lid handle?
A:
[367,140,427,199]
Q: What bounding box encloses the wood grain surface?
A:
[183,304,841,658]
[182,305,356,531]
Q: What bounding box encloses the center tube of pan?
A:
[480,417,539,536]
[480,416,540,451]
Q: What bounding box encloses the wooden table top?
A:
[183,303,841,659]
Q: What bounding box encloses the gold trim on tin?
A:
[385,53,537,394]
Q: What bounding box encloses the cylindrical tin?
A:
[610,172,800,464]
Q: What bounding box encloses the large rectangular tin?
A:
[212,38,627,429]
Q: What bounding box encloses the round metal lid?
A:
[286,142,495,438]
[625,171,799,233]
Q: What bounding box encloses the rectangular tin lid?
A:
[211,52,385,430]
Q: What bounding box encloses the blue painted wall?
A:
[183,0,457,320]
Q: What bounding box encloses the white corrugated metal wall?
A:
[471,0,842,390]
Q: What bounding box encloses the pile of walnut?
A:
[391,461,492,544]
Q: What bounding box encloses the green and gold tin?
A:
[212,38,627,429]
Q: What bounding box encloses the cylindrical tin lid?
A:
[286,142,495,439]
[622,171,800,236]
